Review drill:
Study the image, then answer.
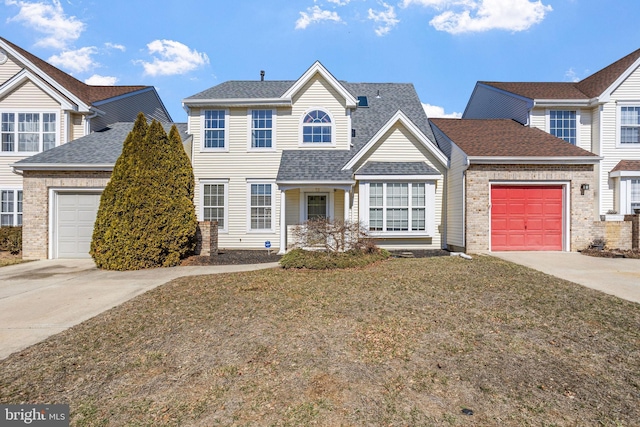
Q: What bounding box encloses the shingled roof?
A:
[611,160,640,172]
[429,118,599,158]
[1,37,149,105]
[13,122,189,169]
[480,48,640,100]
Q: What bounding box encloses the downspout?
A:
[84,108,101,134]
[462,156,470,250]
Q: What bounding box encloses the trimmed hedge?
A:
[0,226,21,254]
[279,248,390,269]
[90,114,197,270]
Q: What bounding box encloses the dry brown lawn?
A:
[1,255,639,426]
[0,250,28,268]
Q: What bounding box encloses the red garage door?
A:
[491,185,563,251]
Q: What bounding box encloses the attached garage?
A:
[53,192,102,258]
[491,185,564,251]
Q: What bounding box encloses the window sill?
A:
[0,151,41,156]
[200,148,228,153]
[248,147,277,152]
[248,229,275,234]
[369,232,432,238]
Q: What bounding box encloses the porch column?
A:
[278,190,286,254]
[344,189,350,222]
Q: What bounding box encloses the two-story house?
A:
[0,37,171,230]
[464,48,640,217]
[181,62,449,254]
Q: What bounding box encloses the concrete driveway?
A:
[0,259,279,360]
[491,251,640,304]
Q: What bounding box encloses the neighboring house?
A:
[430,118,600,252]
[181,61,449,254]
[0,37,172,228]
[13,122,190,259]
[464,48,640,216]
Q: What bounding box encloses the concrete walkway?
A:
[0,259,279,360]
[491,251,640,304]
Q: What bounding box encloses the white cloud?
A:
[327,0,350,5]
[423,103,462,118]
[402,0,552,34]
[48,46,97,73]
[5,0,85,49]
[368,2,400,36]
[85,74,118,85]
[138,39,210,77]
[295,5,342,30]
[105,42,126,52]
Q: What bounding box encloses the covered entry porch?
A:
[277,183,354,253]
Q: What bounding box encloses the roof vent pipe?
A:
[260,70,265,81]
[375,89,381,99]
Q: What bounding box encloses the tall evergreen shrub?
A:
[90,114,197,270]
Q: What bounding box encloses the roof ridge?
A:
[574,47,640,97]
[0,37,151,105]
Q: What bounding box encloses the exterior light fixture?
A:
[581,183,589,195]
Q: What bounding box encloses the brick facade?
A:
[22,170,111,259]
[465,164,597,252]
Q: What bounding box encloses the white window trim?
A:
[619,177,640,215]
[247,109,277,152]
[298,107,336,147]
[358,181,436,237]
[546,109,579,146]
[199,180,229,232]
[616,102,640,148]
[246,180,276,233]
[0,187,23,227]
[200,109,229,152]
[0,110,59,155]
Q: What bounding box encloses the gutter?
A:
[182,98,292,108]
[11,163,114,172]
[466,156,602,165]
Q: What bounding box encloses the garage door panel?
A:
[56,193,101,258]
[491,185,563,251]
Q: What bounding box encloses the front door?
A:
[307,194,328,220]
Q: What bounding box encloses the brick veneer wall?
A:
[465,164,596,252]
[624,214,639,250]
[195,221,218,256]
[22,170,111,259]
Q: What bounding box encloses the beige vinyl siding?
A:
[0,57,23,83]
[578,108,592,152]
[351,122,445,250]
[591,107,602,215]
[190,73,355,250]
[353,123,445,173]
[90,89,171,132]
[529,108,546,131]
[599,65,640,214]
[446,143,467,249]
[70,113,86,141]
[279,75,350,150]
[2,80,59,109]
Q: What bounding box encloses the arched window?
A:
[302,110,332,143]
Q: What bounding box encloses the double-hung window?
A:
[620,106,640,145]
[203,110,226,149]
[367,182,428,233]
[549,110,576,145]
[1,112,57,153]
[202,183,226,229]
[251,110,274,149]
[249,183,273,231]
[0,190,22,226]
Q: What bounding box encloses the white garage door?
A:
[56,193,101,258]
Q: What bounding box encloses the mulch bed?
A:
[581,248,640,259]
[181,248,451,266]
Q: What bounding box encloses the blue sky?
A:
[3,0,640,122]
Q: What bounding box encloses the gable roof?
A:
[0,37,151,106]
[429,118,599,161]
[12,122,189,170]
[480,48,640,101]
[276,150,354,183]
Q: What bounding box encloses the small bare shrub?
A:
[291,218,373,253]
